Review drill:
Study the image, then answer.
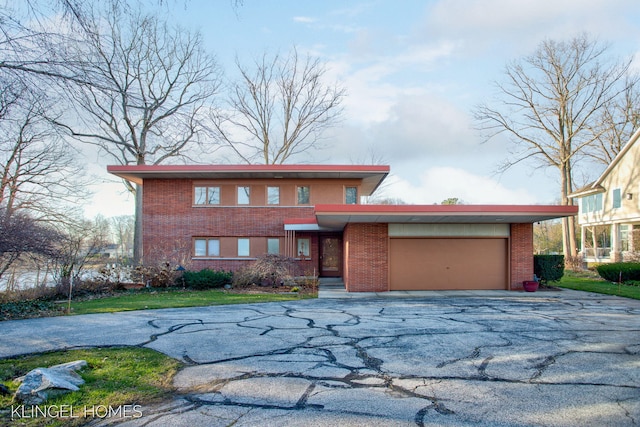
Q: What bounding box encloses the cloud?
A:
[384,167,539,205]
[293,16,315,24]
[421,0,640,56]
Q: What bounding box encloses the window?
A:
[194,186,220,205]
[581,193,603,213]
[238,238,250,256]
[297,186,310,204]
[620,224,630,251]
[267,238,280,254]
[267,186,280,205]
[297,238,310,257]
[194,238,220,257]
[238,186,251,205]
[613,188,622,209]
[345,187,358,204]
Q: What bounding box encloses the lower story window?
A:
[194,238,220,257]
[297,238,310,257]
[238,238,250,256]
[267,238,280,254]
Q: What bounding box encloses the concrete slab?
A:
[2,290,639,426]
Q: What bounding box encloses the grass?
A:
[68,287,315,315]
[556,270,640,300]
[0,347,181,426]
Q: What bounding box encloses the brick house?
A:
[108,164,577,292]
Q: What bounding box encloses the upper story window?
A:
[194,186,220,205]
[581,193,603,213]
[238,186,251,205]
[345,187,358,204]
[612,188,622,209]
[267,186,280,205]
[297,186,310,205]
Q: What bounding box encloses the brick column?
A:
[510,223,533,291]
[343,223,388,292]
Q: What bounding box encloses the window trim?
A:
[267,186,280,205]
[194,238,220,257]
[194,186,221,205]
[297,186,310,205]
[345,186,358,204]
[297,238,310,258]
[238,238,250,257]
[267,238,280,254]
[237,186,251,205]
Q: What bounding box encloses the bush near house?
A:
[533,255,565,283]
[596,262,640,282]
[232,254,298,288]
[182,269,233,290]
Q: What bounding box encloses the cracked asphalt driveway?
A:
[1,290,639,426]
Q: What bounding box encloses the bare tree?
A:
[211,48,345,164]
[590,75,640,164]
[55,4,222,262]
[110,215,135,262]
[474,34,632,261]
[0,208,61,279]
[0,78,86,221]
[53,216,111,287]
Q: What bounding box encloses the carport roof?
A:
[313,204,578,229]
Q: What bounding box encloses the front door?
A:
[320,235,343,277]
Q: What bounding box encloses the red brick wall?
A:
[343,223,388,292]
[510,223,533,290]
[142,179,316,272]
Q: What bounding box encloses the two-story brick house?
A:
[108,164,577,292]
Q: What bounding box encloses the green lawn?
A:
[556,270,640,300]
[0,347,181,426]
[69,288,315,315]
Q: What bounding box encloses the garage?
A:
[389,238,508,290]
[316,205,578,292]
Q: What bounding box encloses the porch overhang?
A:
[313,204,579,229]
[283,218,336,231]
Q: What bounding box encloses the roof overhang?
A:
[568,185,605,199]
[107,164,390,196]
[314,204,578,229]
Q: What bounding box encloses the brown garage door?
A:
[389,238,507,290]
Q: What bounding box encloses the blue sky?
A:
[87,0,640,216]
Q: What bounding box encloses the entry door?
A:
[320,235,343,277]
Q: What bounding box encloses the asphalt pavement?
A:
[1,289,639,426]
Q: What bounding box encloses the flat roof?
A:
[107,164,390,196]
[313,204,578,229]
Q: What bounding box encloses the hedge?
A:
[596,262,640,282]
[182,269,232,290]
[533,255,564,283]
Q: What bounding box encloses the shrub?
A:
[131,263,179,288]
[533,255,565,284]
[232,254,298,288]
[182,269,232,290]
[596,262,640,282]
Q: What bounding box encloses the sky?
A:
[84,0,640,217]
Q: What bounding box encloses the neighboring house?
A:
[108,164,576,292]
[569,128,640,263]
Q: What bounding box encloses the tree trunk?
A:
[560,162,577,263]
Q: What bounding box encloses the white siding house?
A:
[569,128,640,263]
